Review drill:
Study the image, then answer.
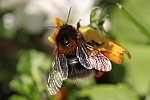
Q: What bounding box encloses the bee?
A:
[47,8,112,95]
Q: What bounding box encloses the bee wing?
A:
[76,41,111,72]
[58,54,68,79]
[47,51,68,95]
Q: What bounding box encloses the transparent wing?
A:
[59,54,68,79]
[76,41,111,72]
[47,51,68,95]
[47,61,63,95]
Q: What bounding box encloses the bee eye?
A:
[63,38,69,46]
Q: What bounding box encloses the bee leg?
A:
[87,40,104,46]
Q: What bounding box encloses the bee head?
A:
[56,24,78,47]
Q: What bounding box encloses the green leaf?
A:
[29,50,51,84]
[89,7,109,34]
[90,8,99,23]
[10,49,52,99]
[8,95,28,100]
[123,44,150,96]
[9,74,33,95]
[16,49,51,77]
[110,0,150,96]
[80,84,139,100]
[16,51,31,74]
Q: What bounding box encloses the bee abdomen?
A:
[67,57,95,82]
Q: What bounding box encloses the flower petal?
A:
[48,18,65,44]
[80,27,131,64]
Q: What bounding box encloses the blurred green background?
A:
[0,0,150,100]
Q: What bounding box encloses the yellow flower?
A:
[80,27,131,64]
[48,18,131,64]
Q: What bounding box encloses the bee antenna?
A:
[45,25,58,28]
[46,7,72,28]
[66,7,72,24]
[77,19,81,30]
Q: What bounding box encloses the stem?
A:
[116,3,150,40]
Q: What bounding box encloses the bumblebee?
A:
[47,8,111,95]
